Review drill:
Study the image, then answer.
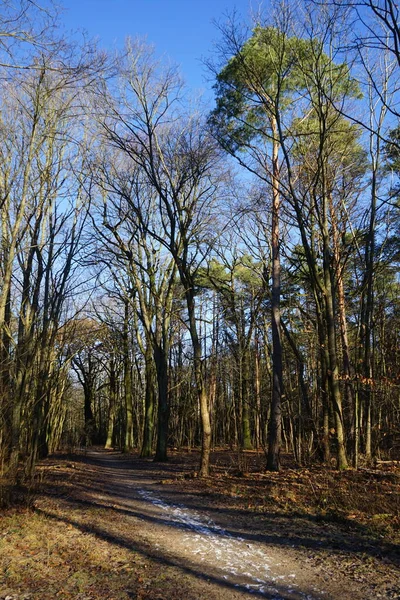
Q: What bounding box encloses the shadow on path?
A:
[36,505,320,600]
[46,449,400,569]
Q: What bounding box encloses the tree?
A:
[0,53,94,479]
[92,156,178,460]
[198,250,267,451]
[210,2,366,468]
[0,28,107,482]
[98,41,224,475]
[0,0,55,69]
[210,21,320,470]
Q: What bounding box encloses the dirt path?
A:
[34,449,399,600]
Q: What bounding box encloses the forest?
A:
[0,0,399,496]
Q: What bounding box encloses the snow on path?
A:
[138,488,324,599]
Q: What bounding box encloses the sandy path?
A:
[72,450,347,600]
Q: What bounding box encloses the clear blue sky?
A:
[60,0,255,99]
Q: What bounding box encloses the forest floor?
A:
[0,448,399,600]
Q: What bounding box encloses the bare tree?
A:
[91,153,178,459]
[97,41,224,474]
[0,36,105,482]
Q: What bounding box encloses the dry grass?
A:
[1,506,146,599]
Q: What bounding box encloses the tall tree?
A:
[93,160,178,460]
[210,21,318,470]
[99,42,223,475]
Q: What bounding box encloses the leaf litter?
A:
[0,448,399,599]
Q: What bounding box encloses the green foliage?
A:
[196,255,266,330]
[210,27,309,151]
[386,125,400,171]
[291,111,368,194]
[383,127,400,265]
[210,26,360,154]
[196,255,264,296]
[292,113,365,164]
[196,258,231,290]
[385,126,400,203]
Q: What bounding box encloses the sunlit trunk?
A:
[267,121,283,472]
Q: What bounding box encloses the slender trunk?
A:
[242,347,252,450]
[83,378,96,446]
[105,358,117,449]
[361,91,383,462]
[361,186,376,462]
[1,285,12,456]
[281,319,318,458]
[209,365,217,448]
[254,332,262,450]
[267,122,282,471]
[154,344,169,461]
[354,386,360,469]
[185,283,211,477]
[141,343,155,457]
[123,301,134,451]
[315,301,331,463]
[330,199,355,465]
[322,218,348,470]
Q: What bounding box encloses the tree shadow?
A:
[35,505,320,600]
[39,449,400,572]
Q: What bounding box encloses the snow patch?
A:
[138,488,321,599]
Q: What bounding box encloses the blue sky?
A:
[60,0,255,99]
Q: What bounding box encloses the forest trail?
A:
[31,449,399,600]
[80,450,321,599]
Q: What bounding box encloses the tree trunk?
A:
[141,343,155,457]
[154,345,169,461]
[242,347,252,450]
[186,284,211,477]
[267,123,283,472]
[322,218,348,470]
[105,358,117,449]
[123,301,134,451]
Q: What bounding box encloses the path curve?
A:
[73,450,339,599]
